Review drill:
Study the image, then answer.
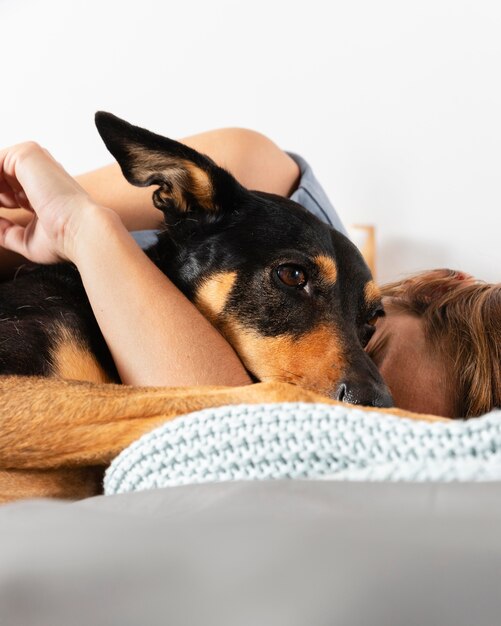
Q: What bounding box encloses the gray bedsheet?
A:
[0,481,500,625]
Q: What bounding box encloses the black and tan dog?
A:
[0,113,392,407]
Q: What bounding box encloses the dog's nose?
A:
[334,380,393,409]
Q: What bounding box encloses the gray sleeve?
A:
[287,152,348,237]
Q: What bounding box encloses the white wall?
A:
[2,0,500,282]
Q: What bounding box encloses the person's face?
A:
[366,301,453,417]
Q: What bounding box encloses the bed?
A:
[1,480,501,625]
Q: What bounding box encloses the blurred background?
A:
[2,0,500,282]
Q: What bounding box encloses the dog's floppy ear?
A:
[95,112,241,216]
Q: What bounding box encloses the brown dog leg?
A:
[0,376,445,503]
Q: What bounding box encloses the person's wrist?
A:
[67,203,124,265]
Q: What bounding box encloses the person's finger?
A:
[1,143,89,213]
[1,143,55,198]
[0,218,28,257]
[0,149,24,194]
[0,161,18,202]
[13,190,33,211]
[0,191,19,208]
[0,146,29,202]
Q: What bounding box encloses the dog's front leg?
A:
[0,377,333,502]
[0,377,332,470]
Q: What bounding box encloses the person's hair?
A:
[380,269,500,418]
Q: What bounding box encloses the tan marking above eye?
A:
[220,318,346,396]
[364,280,382,308]
[50,324,112,384]
[194,271,237,324]
[314,255,338,285]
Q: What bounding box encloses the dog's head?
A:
[95,112,392,408]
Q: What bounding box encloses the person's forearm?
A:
[73,207,252,387]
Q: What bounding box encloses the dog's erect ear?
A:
[94,112,241,215]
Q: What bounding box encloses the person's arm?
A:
[72,208,250,386]
[0,128,299,278]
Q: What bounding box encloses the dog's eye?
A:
[276,264,308,289]
[361,325,376,348]
[366,308,385,327]
[361,309,384,346]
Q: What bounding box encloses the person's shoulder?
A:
[217,128,300,197]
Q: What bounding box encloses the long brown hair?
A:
[380,269,501,418]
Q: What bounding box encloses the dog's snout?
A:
[334,380,393,409]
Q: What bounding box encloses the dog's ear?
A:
[95,112,241,216]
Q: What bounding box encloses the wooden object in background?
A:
[348,224,376,278]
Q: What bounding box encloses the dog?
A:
[0,112,392,408]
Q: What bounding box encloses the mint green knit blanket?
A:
[104,402,501,495]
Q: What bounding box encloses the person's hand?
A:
[0,142,109,264]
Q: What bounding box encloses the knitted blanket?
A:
[104,402,501,495]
